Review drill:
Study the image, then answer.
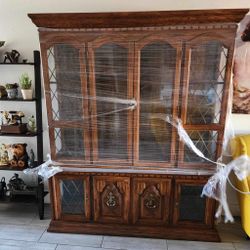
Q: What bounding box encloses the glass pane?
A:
[139,42,176,161]
[179,185,206,221]
[94,43,128,160]
[184,130,218,162]
[60,179,84,214]
[187,41,228,124]
[47,44,84,121]
[54,127,85,159]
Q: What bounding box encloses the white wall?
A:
[1,0,250,211]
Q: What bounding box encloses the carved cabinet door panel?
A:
[132,177,171,225]
[93,176,130,223]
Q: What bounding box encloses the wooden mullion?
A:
[133,43,140,164]
[178,44,191,164]
[79,46,91,162]
[183,124,222,131]
[127,42,134,163]
[87,45,99,162]
[180,45,191,124]
[171,43,182,165]
[49,126,56,160]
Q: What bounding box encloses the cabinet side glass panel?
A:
[139,42,175,162]
[54,127,85,159]
[47,44,84,121]
[60,179,85,215]
[183,130,218,162]
[186,41,228,125]
[94,43,129,160]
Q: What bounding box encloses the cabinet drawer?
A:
[93,176,130,224]
[132,177,171,225]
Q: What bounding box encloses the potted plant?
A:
[19,73,32,100]
[5,83,18,99]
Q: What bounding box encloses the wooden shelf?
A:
[0,132,38,137]
[0,161,39,171]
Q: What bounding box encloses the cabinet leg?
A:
[37,176,44,220]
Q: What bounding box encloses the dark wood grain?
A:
[29,9,248,29]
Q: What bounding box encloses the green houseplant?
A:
[5,83,18,99]
[19,73,33,100]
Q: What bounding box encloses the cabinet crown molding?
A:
[28,9,249,29]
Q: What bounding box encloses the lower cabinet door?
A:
[93,176,130,224]
[132,177,171,225]
[173,178,215,227]
[53,174,90,222]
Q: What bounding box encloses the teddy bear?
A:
[9,143,29,168]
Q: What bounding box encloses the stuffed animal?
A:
[9,143,29,168]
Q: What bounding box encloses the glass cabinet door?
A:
[88,40,133,163]
[179,38,232,167]
[173,179,214,227]
[45,42,90,162]
[135,40,181,166]
[184,41,228,125]
[54,175,90,222]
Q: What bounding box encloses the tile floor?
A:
[0,202,249,250]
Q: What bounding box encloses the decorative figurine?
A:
[28,149,35,168]
[8,173,27,191]
[27,115,36,133]
[9,143,29,168]
[0,177,7,199]
[0,144,10,166]
[0,111,27,134]
[3,50,20,63]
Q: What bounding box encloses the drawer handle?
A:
[105,191,117,207]
[144,194,159,209]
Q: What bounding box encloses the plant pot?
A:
[21,89,33,100]
[6,88,18,99]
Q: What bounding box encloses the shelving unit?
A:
[0,50,47,219]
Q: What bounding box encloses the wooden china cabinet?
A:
[29,9,248,241]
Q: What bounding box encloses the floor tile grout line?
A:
[232,242,237,250]
[37,226,48,243]
[100,236,105,248]
[166,239,168,250]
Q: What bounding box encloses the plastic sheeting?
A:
[23,31,250,223]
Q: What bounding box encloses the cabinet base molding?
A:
[48,220,220,242]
